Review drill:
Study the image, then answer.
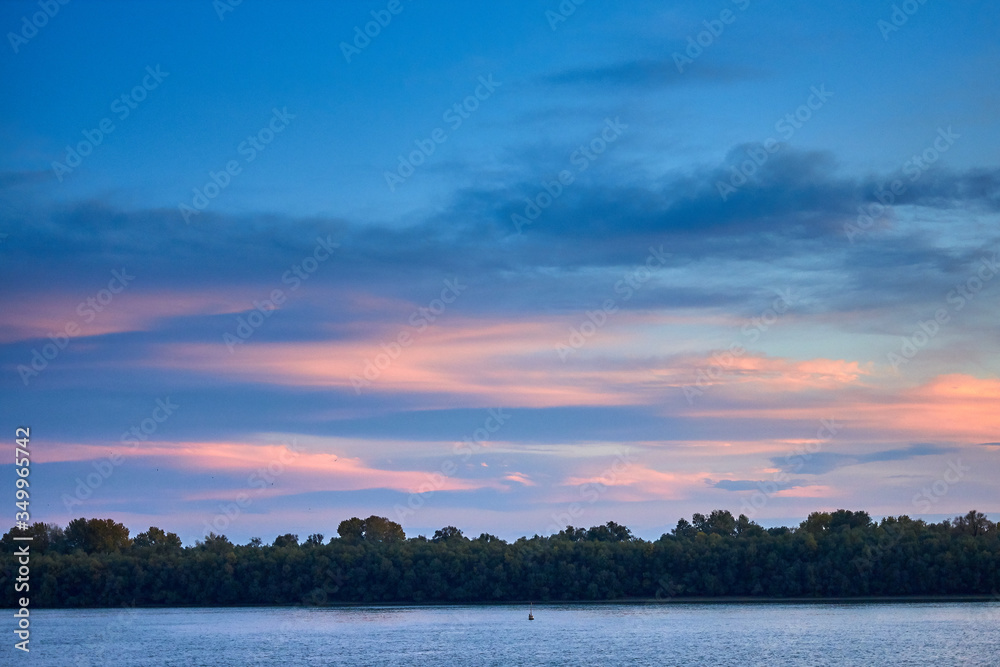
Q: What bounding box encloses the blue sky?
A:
[1,0,998,545]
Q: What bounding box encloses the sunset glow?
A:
[1,0,997,545]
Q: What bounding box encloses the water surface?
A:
[13,601,1000,665]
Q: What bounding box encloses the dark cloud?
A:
[883,166,1000,211]
[712,479,807,492]
[771,444,955,475]
[0,170,50,188]
[2,147,999,331]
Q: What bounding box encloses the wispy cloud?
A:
[543,59,761,87]
[771,444,954,476]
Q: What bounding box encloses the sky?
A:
[1,0,998,546]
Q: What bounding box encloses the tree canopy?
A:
[2,510,996,607]
[337,515,405,543]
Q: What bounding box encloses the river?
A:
[11,601,1000,665]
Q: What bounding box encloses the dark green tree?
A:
[432,526,465,541]
[4,509,998,607]
[952,510,994,536]
[556,526,587,541]
[800,511,832,534]
[198,532,233,553]
[735,514,763,536]
[64,517,131,553]
[829,510,871,530]
[692,510,737,536]
[672,518,696,538]
[273,533,299,548]
[337,517,365,542]
[363,516,405,542]
[1,522,64,552]
[586,521,634,542]
[133,526,182,551]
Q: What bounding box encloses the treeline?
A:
[2,510,998,607]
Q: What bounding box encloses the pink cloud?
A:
[140,317,656,407]
[562,465,713,500]
[41,439,490,496]
[695,372,999,443]
[669,353,871,392]
[504,472,536,486]
[0,289,262,344]
[774,485,835,498]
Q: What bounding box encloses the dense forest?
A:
[2,510,998,607]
